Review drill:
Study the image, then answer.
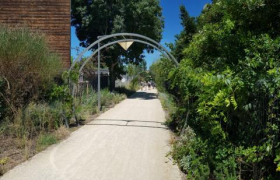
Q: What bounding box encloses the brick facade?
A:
[0,0,71,67]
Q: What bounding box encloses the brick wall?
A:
[0,0,71,67]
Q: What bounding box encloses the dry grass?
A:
[55,126,70,140]
[0,26,62,116]
[0,136,31,176]
[0,126,70,176]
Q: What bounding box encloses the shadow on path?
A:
[86,124,168,130]
[128,91,158,100]
[94,119,163,124]
[86,118,167,130]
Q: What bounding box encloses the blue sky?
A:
[71,0,212,68]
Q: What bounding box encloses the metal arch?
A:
[70,33,179,113]
[78,38,172,74]
[71,38,172,113]
[70,33,178,71]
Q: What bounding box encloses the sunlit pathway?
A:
[0,89,182,180]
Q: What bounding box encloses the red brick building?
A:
[0,0,71,67]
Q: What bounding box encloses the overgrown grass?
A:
[0,26,62,119]
[158,92,178,130]
[158,93,177,115]
[101,89,126,107]
[36,133,57,152]
[76,88,127,120]
[1,88,128,139]
[1,102,65,139]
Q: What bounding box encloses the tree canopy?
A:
[71,0,164,90]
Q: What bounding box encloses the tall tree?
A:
[169,5,197,61]
[71,0,164,90]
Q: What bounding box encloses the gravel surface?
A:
[0,89,182,180]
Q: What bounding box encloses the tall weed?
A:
[0,25,62,118]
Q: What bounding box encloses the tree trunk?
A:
[109,64,116,91]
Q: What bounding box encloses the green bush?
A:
[36,133,57,151]
[172,127,210,180]
[0,25,62,119]
[214,156,237,180]
[158,93,177,125]
[75,88,126,118]
[151,1,280,179]
[75,89,98,118]
[100,89,126,108]
[3,102,65,139]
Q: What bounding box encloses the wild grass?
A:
[75,88,127,119]
[158,92,177,118]
[0,25,62,120]
[36,133,57,152]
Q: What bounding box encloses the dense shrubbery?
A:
[0,89,126,137]
[76,88,126,117]
[0,26,62,120]
[151,0,280,179]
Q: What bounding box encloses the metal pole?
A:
[98,41,101,112]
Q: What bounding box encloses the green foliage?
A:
[5,102,65,139]
[71,0,163,90]
[126,63,146,90]
[36,133,57,151]
[275,149,280,172]
[214,156,237,180]
[100,89,126,108]
[172,127,210,180]
[153,0,280,179]
[75,88,127,118]
[127,63,146,77]
[0,157,9,176]
[0,26,62,119]
[76,89,98,117]
[158,92,177,129]
[150,58,175,92]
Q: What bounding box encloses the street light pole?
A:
[97,35,107,112]
[97,40,101,112]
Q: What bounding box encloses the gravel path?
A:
[0,89,182,180]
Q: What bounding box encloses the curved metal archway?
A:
[70,33,178,112]
[78,39,173,74]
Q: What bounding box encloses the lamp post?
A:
[97,36,104,112]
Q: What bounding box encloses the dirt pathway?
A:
[0,89,182,180]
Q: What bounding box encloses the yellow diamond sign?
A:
[118,41,134,51]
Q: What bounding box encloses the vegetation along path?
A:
[0,89,182,180]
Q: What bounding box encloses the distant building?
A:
[81,69,110,90]
[0,0,71,67]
